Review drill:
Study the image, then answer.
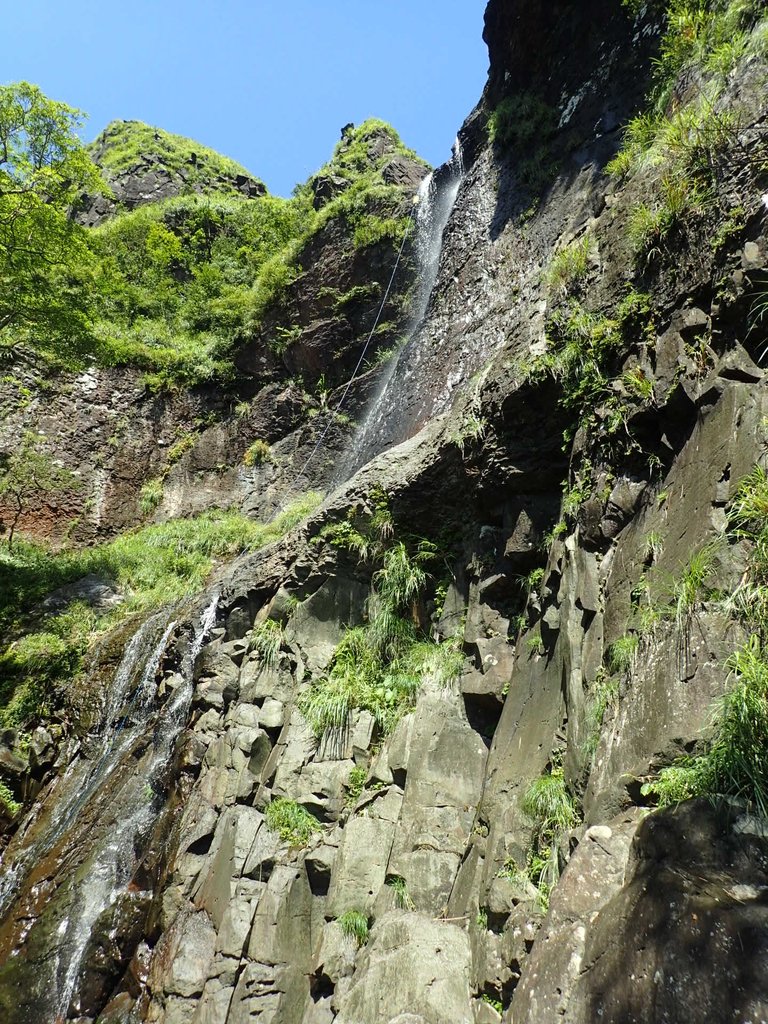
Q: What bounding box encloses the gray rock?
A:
[335,912,474,1024]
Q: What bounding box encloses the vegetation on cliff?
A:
[0,492,321,729]
[0,86,425,391]
[89,119,256,185]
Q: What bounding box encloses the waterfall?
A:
[338,137,465,479]
[0,594,219,1023]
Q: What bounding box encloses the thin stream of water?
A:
[52,594,219,1020]
[0,594,219,1023]
[338,138,465,479]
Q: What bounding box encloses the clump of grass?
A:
[386,875,415,911]
[301,501,461,738]
[167,433,195,465]
[672,541,720,630]
[249,619,283,668]
[243,439,273,467]
[621,366,655,402]
[487,92,559,192]
[727,465,768,535]
[607,633,639,674]
[628,174,710,257]
[139,477,163,517]
[643,636,768,815]
[451,412,488,456]
[644,531,664,564]
[518,761,580,909]
[545,235,594,295]
[584,673,620,758]
[265,797,322,846]
[337,909,370,946]
[522,764,579,834]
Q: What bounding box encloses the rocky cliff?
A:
[1,1,768,1023]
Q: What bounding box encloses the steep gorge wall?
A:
[1,1,768,1022]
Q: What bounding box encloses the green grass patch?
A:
[303,500,463,737]
[336,909,370,945]
[91,119,257,187]
[265,797,322,846]
[0,492,321,727]
[545,235,594,295]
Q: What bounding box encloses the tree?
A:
[0,432,77,549]
[0,82,106,357]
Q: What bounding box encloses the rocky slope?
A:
[2,1,768,1022]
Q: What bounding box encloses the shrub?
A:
[265,798,322,845]
[243,439,272,467]
[337,909,370,946]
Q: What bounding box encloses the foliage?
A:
[0,431,78,549]
[91,119,256,186]
[346,765,368,801]
[672,540,720,629]
[519,762,580,909]
[450,409,488,456]
[386,874,415,910]
[0,780,20,816]
[621,366,655,402]
[0,82,105,355]
[302,495,462,737]
[319,485,394,563]
[336,909,370,946]
[487,92,559,191]
[265,797,322,846]
[584,673,620,758]
[243,439,273,467]
[727,465,768,536]
[643,463,768,813]
[608,1,768,260]
[138,477,164,517]
[607,633,639,674]
[545,235,594,295]
[0,493,321,726]
[2,91,422,392]
[522,764,579,835]
[643,636,768,814]
[627,172,710,256]
[249,618,283,669]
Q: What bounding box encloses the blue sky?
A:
[5,0,489,196]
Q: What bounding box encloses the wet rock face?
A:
[4,1,768,1022]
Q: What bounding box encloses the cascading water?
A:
[0,594,219,1023]
[339,138,465,478]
